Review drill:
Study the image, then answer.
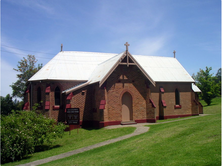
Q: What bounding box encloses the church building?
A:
[24,43,203,128]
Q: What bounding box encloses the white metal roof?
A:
[192,83,201,92]
[29,51,116,81]
[89,52,125,84]
[29,51,195,84]
[133,55,194,82]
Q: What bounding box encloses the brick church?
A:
[24,42,203,128]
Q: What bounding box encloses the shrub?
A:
[1,110,66,163]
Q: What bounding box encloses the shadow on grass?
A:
[203,103,218,107]
[81,127,101,131]
[34,144,61,153]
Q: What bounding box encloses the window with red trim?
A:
[160,87,164,93]
[45,101,50,110]
[66,92,73,100]
[174,89,181,109]
[149,99,156,108]
[45,86,50,93]
[23,102,29,110]
[99,100,106,110]
[37,87,41,103]
[53,105,60,110]
[175,89,180,105]
[55,86,60,105]
[66,104,71,108]
[162,100,167,107]
[174,105,182,109]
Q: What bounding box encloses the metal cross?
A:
[124,42,130,51]
[173,50,176,58]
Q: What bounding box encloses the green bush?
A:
[1,110,66,163]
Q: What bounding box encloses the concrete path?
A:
[18,114,208,166]
[18,126,149,166]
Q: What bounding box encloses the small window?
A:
[99,100,106,110]
[55,86,60,105]
[37,87,41,103]
[45,86,50,93]
[175,89,180,105]
[160,87,164,93]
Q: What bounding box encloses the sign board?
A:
[66,108,80,125]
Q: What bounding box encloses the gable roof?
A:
[63,51,156,94]
[29,51,116,81]
[133,55,194,82]
[89,51,155,87]
[192,83,201,92]
[29,50,195,94]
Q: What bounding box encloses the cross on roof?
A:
[173,50,176,58]
[124,42,130,51]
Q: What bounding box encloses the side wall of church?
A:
[150,82,198,119]
[27,76,200,128]
[29,80,84,122]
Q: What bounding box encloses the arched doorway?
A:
[122,92,133,122]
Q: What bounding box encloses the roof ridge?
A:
[60,50,118,55]
[133,54,175,58]
[96,52,124,66]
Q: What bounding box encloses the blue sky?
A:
[1,0,221,97]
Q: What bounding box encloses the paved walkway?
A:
[18,126,149,166]
[18,114,208,166]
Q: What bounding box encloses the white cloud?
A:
[131,35,169,55]
[2,45,26,59]
[92,0,164,35]
[6,0,55,15]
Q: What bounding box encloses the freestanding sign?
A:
[66,108,80,125]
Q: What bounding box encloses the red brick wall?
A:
[29,80,85,121]
[103,65,154,123]
[191,92,202,115]
[150,82,197,119]
[27,67,200,127]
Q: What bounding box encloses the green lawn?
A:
[42,97,221,166]
[3,127,135,166]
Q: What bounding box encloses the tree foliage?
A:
[0,94,23,115]
[192,67,221,105]
[10,55,42,99]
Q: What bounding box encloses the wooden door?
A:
[122,92,132,122]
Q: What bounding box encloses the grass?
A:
[42,97,221,166]
[3,127,135,166]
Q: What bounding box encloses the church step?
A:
[121,121,137,125]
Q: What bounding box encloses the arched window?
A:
[175,89,180,105]
[55,86,60,105]
[37,87,41,103]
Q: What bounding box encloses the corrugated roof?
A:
[133,55,194,82]
[89,52,125,84]
[192,83,201,92]
[29,51,116,81]
[29,51,195,85]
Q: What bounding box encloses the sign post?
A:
[66,108,80,134]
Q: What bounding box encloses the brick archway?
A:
[122,92,133,122]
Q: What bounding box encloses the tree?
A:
[215,68,221,82]
[213,68,221,96]
[10,55,42,100]
[192,67,219,105]
[1,94,22,115]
